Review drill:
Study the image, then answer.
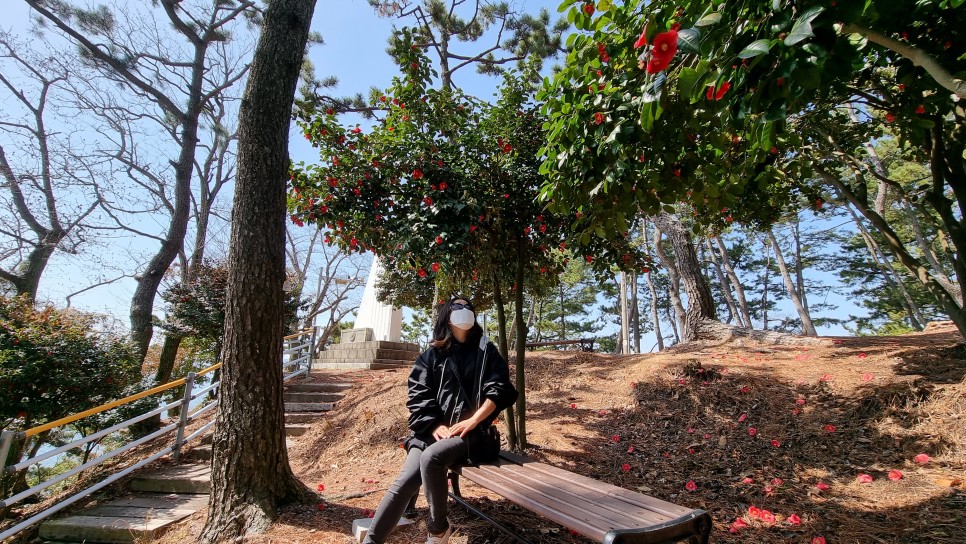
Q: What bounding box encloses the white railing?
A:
[0,327,316,541]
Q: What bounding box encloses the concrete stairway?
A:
[38,378,352,543]
[313,340,419,371]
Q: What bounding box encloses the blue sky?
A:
[3,0,866,345]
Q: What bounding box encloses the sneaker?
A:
[425,521,453,544]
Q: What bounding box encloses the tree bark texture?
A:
[513,240,528,450]
[706,238,740,326]
[766,229,817,336]
[491,270,517,449]
[652,225,687,338]
[198,0,317,541]
[652,213,716,341]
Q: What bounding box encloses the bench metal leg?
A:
[448,472,536,544]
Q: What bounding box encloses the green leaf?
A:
[678,28,702,54]
[785,6,824,46]
[598,0,613,11]
[695,12,721,27]
[759,121,776,150]
[678,68,705,101]
[738,39,772,59]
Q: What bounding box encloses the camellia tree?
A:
[541,0,966,338]
[290,28,646,448]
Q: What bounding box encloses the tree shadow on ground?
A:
[516,359,964,544]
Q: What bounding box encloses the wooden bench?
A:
[525,338,596,352]
[449,451,711,544]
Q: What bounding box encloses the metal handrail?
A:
[0,327,317,541]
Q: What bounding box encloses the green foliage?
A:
[0,295,140,429]
[160,262,307,351]
[290,29,648,312]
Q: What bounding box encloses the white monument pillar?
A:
[354,257,403,342]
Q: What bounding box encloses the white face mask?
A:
[449,308,476,330]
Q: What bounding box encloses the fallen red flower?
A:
[914,453,931,464]
[787,513,801,525]
[888,470,904,481]
[685,480,697,491]
[824,424,836,433]
[815,482,830,491]
[621,463,630,472]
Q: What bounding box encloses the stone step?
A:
[285,425,310,437]
[285,412,329,424]
[315,348,418,361]
[180,445,211,462]
[312,358,414,370]
[285,382,352,393]
[322,340,420,353]
[283,392,344,403]
[284,401,334,412]
[129,465,210,494]
[39,493,207,543]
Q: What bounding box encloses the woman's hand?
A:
[432,424,452,441]
[447,417,480,438]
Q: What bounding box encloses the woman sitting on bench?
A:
[362,296,518,544]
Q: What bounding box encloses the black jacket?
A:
[405,335,518,451]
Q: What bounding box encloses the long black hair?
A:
[431,295,483,352]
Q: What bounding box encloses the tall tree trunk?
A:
[652,213,716,341]
[843,200,926,330]
[714,236,753,327]
[652,225,687,336]
[492,270,517,450]
[790,220,809,312]
[630,270,641,352]
[559,281,565,341]
[619,272,630,354]
[198,0,316,540]
[762,239,771,330]
[513,240,528,450]
[766,229,817,336]
[706,238,740,326]
[645,269,664,351]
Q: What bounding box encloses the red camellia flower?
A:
[748,506,761,518]
[857,473,873,484]
[351,126,362,134]
[317,503,326,510]
[651,30,679,61]
[820,373,832,381]
[771,439,781,448]
[914,453,931,464]
[570,403,577,409]
[317,484,325,491]
[594,112,605,125]
[748,427,757,436]
[417,268,427,277]
[524,226,532,235]
[413,169,424,179]
[685,480,697,491]
[759,510,776,523]
[646,56,671,74]
[796,398,806,405]
[627,446,634,453]
[742,477,754,484]
[439,182,448,190]
[431,262,440,272]
[916,105,926,114]
[435,236,443,245]
[738,413,747,422]
[621,463,631,472]
[885,112,896,123]
[423,196,433,206]
[888,470,904,481]
[812,538,827,544]
[815,481,830,491]
[585,255,594,263]
[787,514,801,525]
[706,81,731,101]
[863,373,873,381]
[612,435,620,442]
[824,424,837,433]
[634,24,648,48]
[729,518,748,533]
[583,2,594,16]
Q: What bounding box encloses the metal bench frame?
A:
[448,452,712,544]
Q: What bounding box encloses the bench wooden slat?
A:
[459,462,611,541]
[455,451,711,544]
[500,452,694,519]
[493,462,680,525]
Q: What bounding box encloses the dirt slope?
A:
[157,324,966,543]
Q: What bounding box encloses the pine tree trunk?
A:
[619,272,630,354]
[652,225,687,336]
[652,213,716,341]
[630,271,641,352]
[766,229,817,336]
[645,269,664,351]
[198,1,316,540]
[843,200,926,330]
[706,238,740,326]
[790,220,809,312]
[714,236,753,327]
[762,239,771,330]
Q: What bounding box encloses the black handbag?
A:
[466,423,501,464]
